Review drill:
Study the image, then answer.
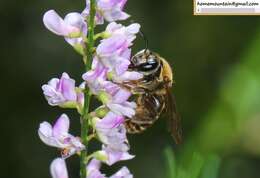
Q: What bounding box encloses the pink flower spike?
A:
[50,158,69,178]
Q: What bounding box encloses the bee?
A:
[122,49,182,144]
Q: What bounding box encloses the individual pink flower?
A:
[103,83,137,118]
[83,0,129,25]
[105,22,140,46]
[82,58,108,94]
[38,114,85,158]
[83,55,143,85]
[94,112,129,151]
[101,145,134,166]
[84,67,137,117]
[96,35,130,75]
[96,22,140,76]
[50,158,68,178]
[42,73,77,107]
[43,10,87,47]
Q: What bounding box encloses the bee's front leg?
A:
[115,81,146,94]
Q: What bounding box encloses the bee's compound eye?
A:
[138,58,159,72]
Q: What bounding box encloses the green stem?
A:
[80,0,96,178]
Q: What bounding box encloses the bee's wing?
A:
[166,87,183,144]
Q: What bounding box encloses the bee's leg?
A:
[115,81,146,94]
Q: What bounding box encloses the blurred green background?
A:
[1,0,260,177]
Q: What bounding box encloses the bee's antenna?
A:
[130,20,149,52]
[139,30,149,53]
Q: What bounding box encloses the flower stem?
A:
[80,0,96,178]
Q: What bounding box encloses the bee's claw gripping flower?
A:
[42,73,78,107]
[50,158,69,178]
[38,114,85,157]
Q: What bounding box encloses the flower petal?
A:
[60,73,77,101]
[50,158,68,178]
[87,159,106,178]
[103,145,134,166]
[96,112,124,129]
[112,89,131,104]
[126,23,140,35]
[38,122,62,148]
[107,103,135,118]
[110,167,133,178]
[43,10,78,36]
[112,71,143,83]
[53,114,70,138]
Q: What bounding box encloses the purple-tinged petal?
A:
[64,12,87,34]
[126,23,140,35]
[63,12,87,46]
[114,57,130,75]
[112,71,143,83]
[97,35,127,56]
[88,169,106,178]
[59,73,77,101]
[87,159,102,172]
[96,112,124,129]
[110,167,133,178]
[42,73,77,106]
[103,81,119,96]
[118,0,127,9]
[107,103,136,118]
[38,122,63,148]
[53,114,70,138]
[120,48,131,61]
[83,58,107,82]
[50,158,68,178]
[102,145,134,166]
[94,113,129,151]
[38,114,84,156]
[43,10,79,36]
[104,22,140,47]
[112,89,131,104]
[102,8,130,22]
[106,22,122,33]
[87,159,106,178]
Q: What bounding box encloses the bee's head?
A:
[129,49,161,75]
